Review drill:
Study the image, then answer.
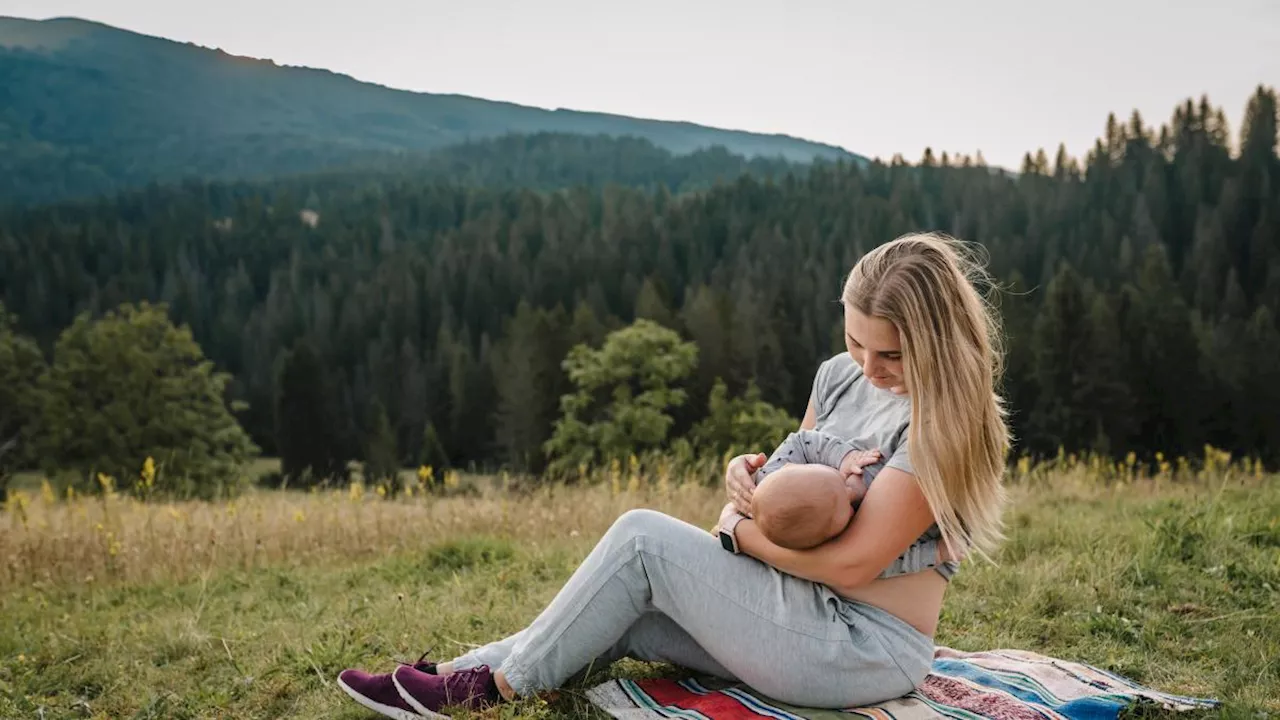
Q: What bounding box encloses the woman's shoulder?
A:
[811,352,864,415]
[816,352,862,384]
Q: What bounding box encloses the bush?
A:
[33,302,257,499]
[688,378,797,459]
[544,320,697,474]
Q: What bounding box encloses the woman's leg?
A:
[490,508,927,708]
[451,611,733,680]
[448,632,521,673]
[599,611,734,678]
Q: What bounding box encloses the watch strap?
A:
[718,512,746,554]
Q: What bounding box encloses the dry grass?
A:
[0,474,719,590]
[0,458,1277,719]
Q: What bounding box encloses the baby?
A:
[749,429,880,550]
[723,430,945,578]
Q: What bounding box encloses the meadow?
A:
[1,455,1277,719]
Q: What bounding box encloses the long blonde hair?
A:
[842,232,1009,560]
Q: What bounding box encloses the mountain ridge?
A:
[0,16,861,205]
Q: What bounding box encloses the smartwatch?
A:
[718,512,747,554]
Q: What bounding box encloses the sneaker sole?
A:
[337,675,435,720]
[392,671,453,720]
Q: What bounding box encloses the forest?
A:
[1,86,1277,486]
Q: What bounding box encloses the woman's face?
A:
[843,305,905,392]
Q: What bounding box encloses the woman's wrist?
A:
[733,517,761,556]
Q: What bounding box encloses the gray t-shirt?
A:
[809,352,958,581]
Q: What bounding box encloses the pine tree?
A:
[1029,264,1093,453]
[445,329,497,467]
[1244,306,1280,465]
[396,339,428,464]
[997,271,1038,447]
[492,302,566,471]
[1241,85,1278,168]
[362,399,400,489]
[1052,144,1076,180]
[680,284,730,405]
[419,422,450,470]
[633,277,678,329]
[568,299,608,348]
[1124,246,1201,457]
[1079,292,1136,455]
[276,340,348,486]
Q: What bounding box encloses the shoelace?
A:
[441,665,496,705]
[395,647,437,672]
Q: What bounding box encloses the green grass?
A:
[0,474,1276,719]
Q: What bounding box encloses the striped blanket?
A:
[585,648,1218,720]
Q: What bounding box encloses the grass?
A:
[0,463,1276,719]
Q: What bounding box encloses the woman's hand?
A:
[724,452,767,515]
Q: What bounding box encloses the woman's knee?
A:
[602,509,710,564]
[608,508,673,540]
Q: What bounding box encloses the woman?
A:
[338,232,1009,720]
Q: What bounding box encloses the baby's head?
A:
[751,464,854,550]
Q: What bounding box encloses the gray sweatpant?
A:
[450,509,934,708]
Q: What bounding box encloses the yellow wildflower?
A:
[137,456,157,496]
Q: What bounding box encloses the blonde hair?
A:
[842,232,1009,559]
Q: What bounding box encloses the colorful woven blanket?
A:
[585,648,1218,720]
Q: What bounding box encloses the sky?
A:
[3,0,1278,169]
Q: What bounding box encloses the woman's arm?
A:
[735,465,938,595]
[799,400,817,430]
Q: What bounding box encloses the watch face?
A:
[719,530,736,553]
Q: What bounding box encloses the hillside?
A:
[0,16,857,205]
[3,88,1278,472]
[205,132,815,201]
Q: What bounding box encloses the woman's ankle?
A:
[494,669,518,701]
[435,661,455,675]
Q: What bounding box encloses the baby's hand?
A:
[838,448,881,477]
[838,449,879,505]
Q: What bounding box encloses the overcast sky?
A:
[4,0,1278,168]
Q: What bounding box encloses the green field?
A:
[1,467,1276,719]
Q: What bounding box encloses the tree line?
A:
[1,87,1277,489]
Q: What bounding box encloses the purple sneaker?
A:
[337,669,424,720]
[392,664,501,718]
